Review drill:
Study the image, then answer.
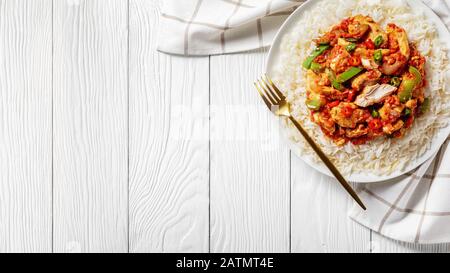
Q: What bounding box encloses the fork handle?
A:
[288,116,367,210]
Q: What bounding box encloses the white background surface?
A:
[0,0,449,253]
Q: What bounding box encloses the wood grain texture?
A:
[0,0,447,253]
[128,0,209,253]
[210,49,290,253]
[291,156,371,253]
[53,0,128,253]
[0,0,52,253]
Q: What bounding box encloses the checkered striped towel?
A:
[158,0,450,244]
[157,0,303,55]
[349,138,450,244]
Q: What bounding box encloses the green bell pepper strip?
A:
[398,66,423,103]
[404,108,412,116]
[374,50,383,64]
[336,67,364,83]
[306,99,323,111]
[318,41,330,46]
[346,43,357,52]
[303,45,330,69]
[310,62,323,73]
[409,66,422,85]
[306,93,325,111]
[371,109,380,118]
[325,68,343,90]
[374,35,384,48]
[390,77,401,87]
[332,80,343,90]
[420,98,430,114]
[398,78,415,103]
[345,38,359,43]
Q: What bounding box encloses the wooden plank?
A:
[128,0,209,252]
[53,0,128,253]
[291,156,371,252]
[373,234,450,253]
[210,49,290,253]
[0,0,52,253]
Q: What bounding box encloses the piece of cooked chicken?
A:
[380,24,410,75]
[361,58,379,70]
[306,70,322,93]
[333,137,347,146]
[351,70,382,91]
[386,24,410,58]
[357,48,389,70]
[337,38,351,47]
[313,112,336,134]
[330,102,367,128]
[306,70,343,99]
[320,86,347,100]
[347,16,370,39]
[329,45,351,73]
[354,84,397,107]
[405,99,418,112]
[345,124,369,138]
[353,15,388,46]
[379,99,405,121]
[381,52,409,76]
[383,120,404,135]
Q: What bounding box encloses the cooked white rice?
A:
[273,0,450,175]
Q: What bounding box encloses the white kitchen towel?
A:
[157,0,304,55]
[159,0,450,244]
[349,138,450,244]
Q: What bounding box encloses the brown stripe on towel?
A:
[162,13,226,30]
[256,19,263,47]
[377,174,418,233]
[364,189,450,216]
[184,0,204,55]
[256,0,273,47]
[221,0,243,52]
[221,0,254,8]
[415,148,444,243]
[266,0,273,15]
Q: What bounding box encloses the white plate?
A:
[266,0,450,183]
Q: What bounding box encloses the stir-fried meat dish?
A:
[303,15,430,145]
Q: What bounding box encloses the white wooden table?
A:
[0,0,448,253]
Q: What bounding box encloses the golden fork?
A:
[254,75,367,210]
